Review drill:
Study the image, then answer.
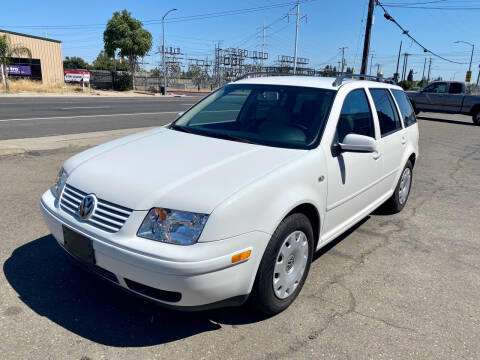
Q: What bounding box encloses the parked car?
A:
[407,81,480,125]
[41,74,419,314]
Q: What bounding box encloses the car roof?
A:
[233,75,403,91]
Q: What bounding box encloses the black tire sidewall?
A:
[252,213,314,315]
[473,110,480,126]
[391,160,413,213]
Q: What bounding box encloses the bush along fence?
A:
[82,70,206,92]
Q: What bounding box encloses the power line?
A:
[0,1,318,29]
[376,0,470,64]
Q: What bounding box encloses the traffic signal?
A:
[466,71,472,82]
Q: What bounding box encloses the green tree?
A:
[407,69,414,82]
[187,65,204,90]
[63,56,90,70]
[92,50,129,71]
[417,77,428,89]
[0,34,32,91]
[103,9,152,88]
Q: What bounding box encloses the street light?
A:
[162,8,177,95]
[454,40,474,74]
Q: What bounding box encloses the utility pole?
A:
[395,40,402,79]
[427,58,432,82]
[422,58,426,79]
[360,0,375,75]
[369,52,375,75]
[401,53,409,81]
[261,21,267,70]
[340,46,348,74]
[287,1,306,74]
[475,64,480,89]
[376,63,381,75]
[162,8,177,95]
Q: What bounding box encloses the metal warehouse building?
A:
[0,29,63,85]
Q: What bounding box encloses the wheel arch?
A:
[285,202,321,251]
[408,152,416,168]
[470,104,480,115]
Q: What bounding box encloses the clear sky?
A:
[1,0,480,81]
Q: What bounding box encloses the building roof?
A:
[0,29,61,43]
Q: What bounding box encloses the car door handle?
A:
[401,136,407,145]
[372,151,382,160]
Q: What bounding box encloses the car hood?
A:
[65,128,306,213]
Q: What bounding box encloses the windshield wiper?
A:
[169,124,195,134]
[206,132,259,145]
[170,124,258,145]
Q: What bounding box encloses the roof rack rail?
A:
[332,74,395,87]
[234,72,315,81]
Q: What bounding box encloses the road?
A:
[0,95,204,140]
[0,111,479,359]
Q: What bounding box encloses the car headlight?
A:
[137,208,209,245]
[51,167,68,199]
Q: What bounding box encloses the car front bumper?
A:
[40,190,270,309]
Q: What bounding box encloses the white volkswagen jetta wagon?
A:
[41,74,419,314]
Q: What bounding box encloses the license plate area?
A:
[63,226,96,265]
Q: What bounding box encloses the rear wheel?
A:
[473,108,480,126]
[251,213,314,315]
[383,160,413,214]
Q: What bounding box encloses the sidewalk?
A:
[0,126,156,156]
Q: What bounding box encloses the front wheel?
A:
[472,109,480,126]
[251,213,314,315]
[383,160,413,214]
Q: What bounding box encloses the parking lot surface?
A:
[0,112,479,359]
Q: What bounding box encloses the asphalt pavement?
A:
[0,111,479,359]
[0,95,204,140]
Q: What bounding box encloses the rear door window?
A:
[391,89,417,127]
[448,83,463,94]
[369,89,403,137]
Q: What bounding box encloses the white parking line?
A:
[60,106,111,110]
[0,111,179,123]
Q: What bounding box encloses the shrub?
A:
[113,72,132,91]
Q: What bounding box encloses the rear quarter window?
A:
[391,89,417,127]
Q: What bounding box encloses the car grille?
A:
[60,184,133,233]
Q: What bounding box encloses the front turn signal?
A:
[231,250,251,264]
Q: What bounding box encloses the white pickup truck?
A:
[407,81,480,125]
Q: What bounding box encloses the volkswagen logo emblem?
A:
[78,194,97,220]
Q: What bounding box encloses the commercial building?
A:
[0,29,63,85]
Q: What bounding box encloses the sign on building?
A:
[7,65,32,76]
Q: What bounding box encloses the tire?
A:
[472,108,480,126]
[250,213,314,315]
[383,160,413,214]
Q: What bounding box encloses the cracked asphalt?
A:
[0,112,479,359]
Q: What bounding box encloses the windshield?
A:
[172,84,336,149]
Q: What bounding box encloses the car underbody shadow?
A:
[4,216,374,346]
[3,235,267,347]
[313,216,370,262]
[417,115,473,126]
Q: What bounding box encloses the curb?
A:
[0,126,157,156]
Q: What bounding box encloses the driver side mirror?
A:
[339,134,377,153]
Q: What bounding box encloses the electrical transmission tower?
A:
[286,0,307,74]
